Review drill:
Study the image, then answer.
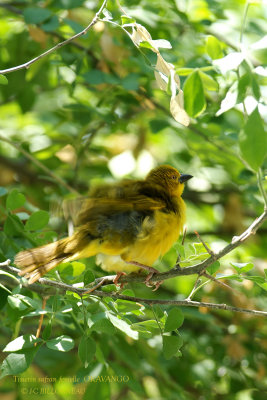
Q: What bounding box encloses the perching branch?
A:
[1,207,267,318]
[2,210,267,289]
[0,0,108,75]
[1,262,267,317]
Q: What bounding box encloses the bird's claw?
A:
[144,271,163,291]
[113,271,127,288]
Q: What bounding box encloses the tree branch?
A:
[0,0,108,74]
[1,262,266,317]
[1,210,267,290]
[1,208,267,317]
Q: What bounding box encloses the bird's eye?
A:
[171,175,177,180]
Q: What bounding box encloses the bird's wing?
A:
[63,179,166,227]
[67,195,165,250]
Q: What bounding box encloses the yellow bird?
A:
[15,165,192,288]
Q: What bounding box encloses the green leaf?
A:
[216,273,243,282]
[4,214,24,236]
[7,294,41,311]
[91,318,116,335]
[0,349,37,378]
[59,261,86,279]
[83,70,105,85]
[116,299,143,313]
[132,320,161,334]
[207,261,220,275]
[245,276,265,284]
[121,15,136,25]
[139,41,154,49]
[7,296,27,311]
[6,189,26,211]
[0,74,8,85]
[78,335,96,368]
[83,269,95,285]
[52,294,61,313]
[0,283,12,294]
[122,73,140,91]
[175,242,185,259]
[42,321,52,340]
[107,313,138,339]
[25,210,49,231]
[163,334,183,360]
[230,262,254,274]
[184,71,206,117]
[239,107,267,170]
[251,74,261,100]
[199,71,219,91]
[41,15,59,32]
[257,282,267,291]
[176,68,194,76]
[56,0,84,9]
[23,7,51,24]
[0,269,20,283]
[46,335,74,352]
[206,35,223,59]
[3,334,41,352]
[149,119,169,133]
[164,308,184,332]
[237,72,251,103]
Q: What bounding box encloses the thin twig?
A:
[194,231,216,258]
[0,0,108,74]
[35,296,48,345]
[0,134,78,194]
[186,276,202,300]
[202,272,234,292]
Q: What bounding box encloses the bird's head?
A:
[146,165,193,197]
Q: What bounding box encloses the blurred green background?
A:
[0,0,267,399]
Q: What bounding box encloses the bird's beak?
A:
[179,174,193,183]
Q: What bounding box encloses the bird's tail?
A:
[15,237,73,284]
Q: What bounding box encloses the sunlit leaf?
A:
[239,107,267,170]
[206,36,223,59]
[0,74,8,85]
[184,71,206,117]
[46,335,74,352]
[3,335,41,352]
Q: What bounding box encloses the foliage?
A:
[0,0,267,399]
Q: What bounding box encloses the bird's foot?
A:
[113,271,127,289]
[126,261,163,291]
